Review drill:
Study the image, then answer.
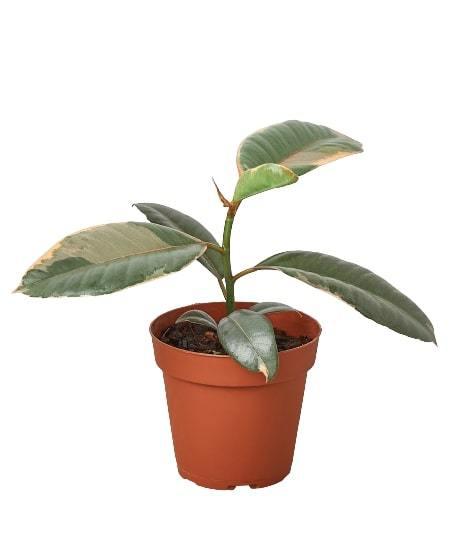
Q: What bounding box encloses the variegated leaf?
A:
[256,251,436,343]
[217,309,278,381]
[16,222,206,297]
[249,302,297,315]
[237,120,362,176]
[176,309,218,330]
[134,203,224,278]
[233,163,298,201]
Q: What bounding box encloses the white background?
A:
[1,1,451,550]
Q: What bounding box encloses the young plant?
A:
[16,120,436,381]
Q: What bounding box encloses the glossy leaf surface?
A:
[17,222,206,297]
[134,203,224,278]
[256,251,435,343]
[237,120,362,176]
[176,309,218,330]
[233,163,298,201]
[217,309,278,381]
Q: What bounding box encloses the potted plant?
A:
[16,120,435,490]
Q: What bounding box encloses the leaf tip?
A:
[425,323,437,346]
[257,359,269,382]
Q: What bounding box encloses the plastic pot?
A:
[150,301,321,490]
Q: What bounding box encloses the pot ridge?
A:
[150,301,321,387]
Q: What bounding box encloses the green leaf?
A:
[237,120,363,176]
[233,163,298,201]
[176,309,218,330]
[249,302,297,315]
[217,309,278,381]
[134,203,224,278]
[256,251,436,343]
[16,222,206,297]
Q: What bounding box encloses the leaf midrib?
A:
[227,314,267,370]
[27,243,206,287]
[259,264,433,337]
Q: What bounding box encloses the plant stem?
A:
[222,211,236,314]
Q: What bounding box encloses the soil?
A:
[160,321,312,355]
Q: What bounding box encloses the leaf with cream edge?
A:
[176,309,218,330]
[134,203,224,279]
[217,309,278,381]
[254,251,436,343]
[233,163,298,201]
[237,120,363,176]
[16,222,207,297]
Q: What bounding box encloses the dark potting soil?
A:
[160,321,312,355]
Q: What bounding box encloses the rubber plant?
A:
[16,120,436,381]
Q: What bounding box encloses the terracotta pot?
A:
[150,301,321,490]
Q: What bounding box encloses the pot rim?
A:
[150,300,322,359]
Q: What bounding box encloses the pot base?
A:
[178,466,289,490]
